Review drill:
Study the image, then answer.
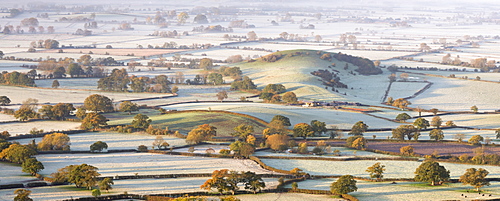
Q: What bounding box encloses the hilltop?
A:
[234,49,387,103]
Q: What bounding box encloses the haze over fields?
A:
[1,0,500,200]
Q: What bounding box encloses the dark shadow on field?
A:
[286,86,303,91]
[153,117,184,124]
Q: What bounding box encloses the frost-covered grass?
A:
[0,113,17,122]
[234,50,348,102]
[108,110,267,136]
[259,159,500,179]
[178,48,271,61]
[0,85,174,105]
[0,162,34,185]
[440,114,500,129]
[0,120,80,136]
[289,179,500,201]
[175,144,231,154]
[387,81,429,99]
[0,177,279,201]
[381,59,477,71]
[40,48,183,57]
[253,147,398,159]
[8,52,136,61]
[11,131,188,151]
[2,4,500,200]
[326,50,416,61]
[413,52,500,66]
[410,70,500,83]
[34,78,100,90]
[161,103,401,130]
[366,128,498,141]
[36,153,276,177]
[409,75,500,111]
[369,109,419,121]
[237,192,341,201]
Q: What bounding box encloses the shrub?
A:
[137,145,148,152]
[400,145,414,156]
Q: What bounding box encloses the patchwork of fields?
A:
[1,0,500,200]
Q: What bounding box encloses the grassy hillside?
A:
[108,110,268,137]
[235,49,386,103]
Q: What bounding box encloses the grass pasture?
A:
[11,131,188,151]
[409,75,500,111]
[0,85,174,105]
[2,2,500,200]
[237,192,341,201]
[108,110,268,136]
[288,179,500,201]
[161,103,403,130]
[259,159,500,179]
[366,140,500,156]
[0,162,31,185]
[366,128,498,142]
[36,153,276,177]
[0,120,80,136]
[0,177,280,200]
[39,48,186,57]
[235,49,348,102]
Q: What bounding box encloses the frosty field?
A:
[260,159,500,179]
[410,76,500,111]
[0,177,278,200]
[365,128,498,142]
[11,131,188,151]
[0,162,31,185]
[36,153,277,177]
[161,103,402,129]
[237,192,341,201]
[0,85,174,105]
[0,120,80,136]
[288,179,500,201]
[2,0,500,200]
[108,110,268,136]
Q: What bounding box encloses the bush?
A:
[312,147,324,155]
[219,149,231,155]
[137,145,148,152]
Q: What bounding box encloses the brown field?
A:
[39,48,187,57]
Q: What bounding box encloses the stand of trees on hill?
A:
[318,51,382,75]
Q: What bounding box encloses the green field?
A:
[107,110,268,136]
